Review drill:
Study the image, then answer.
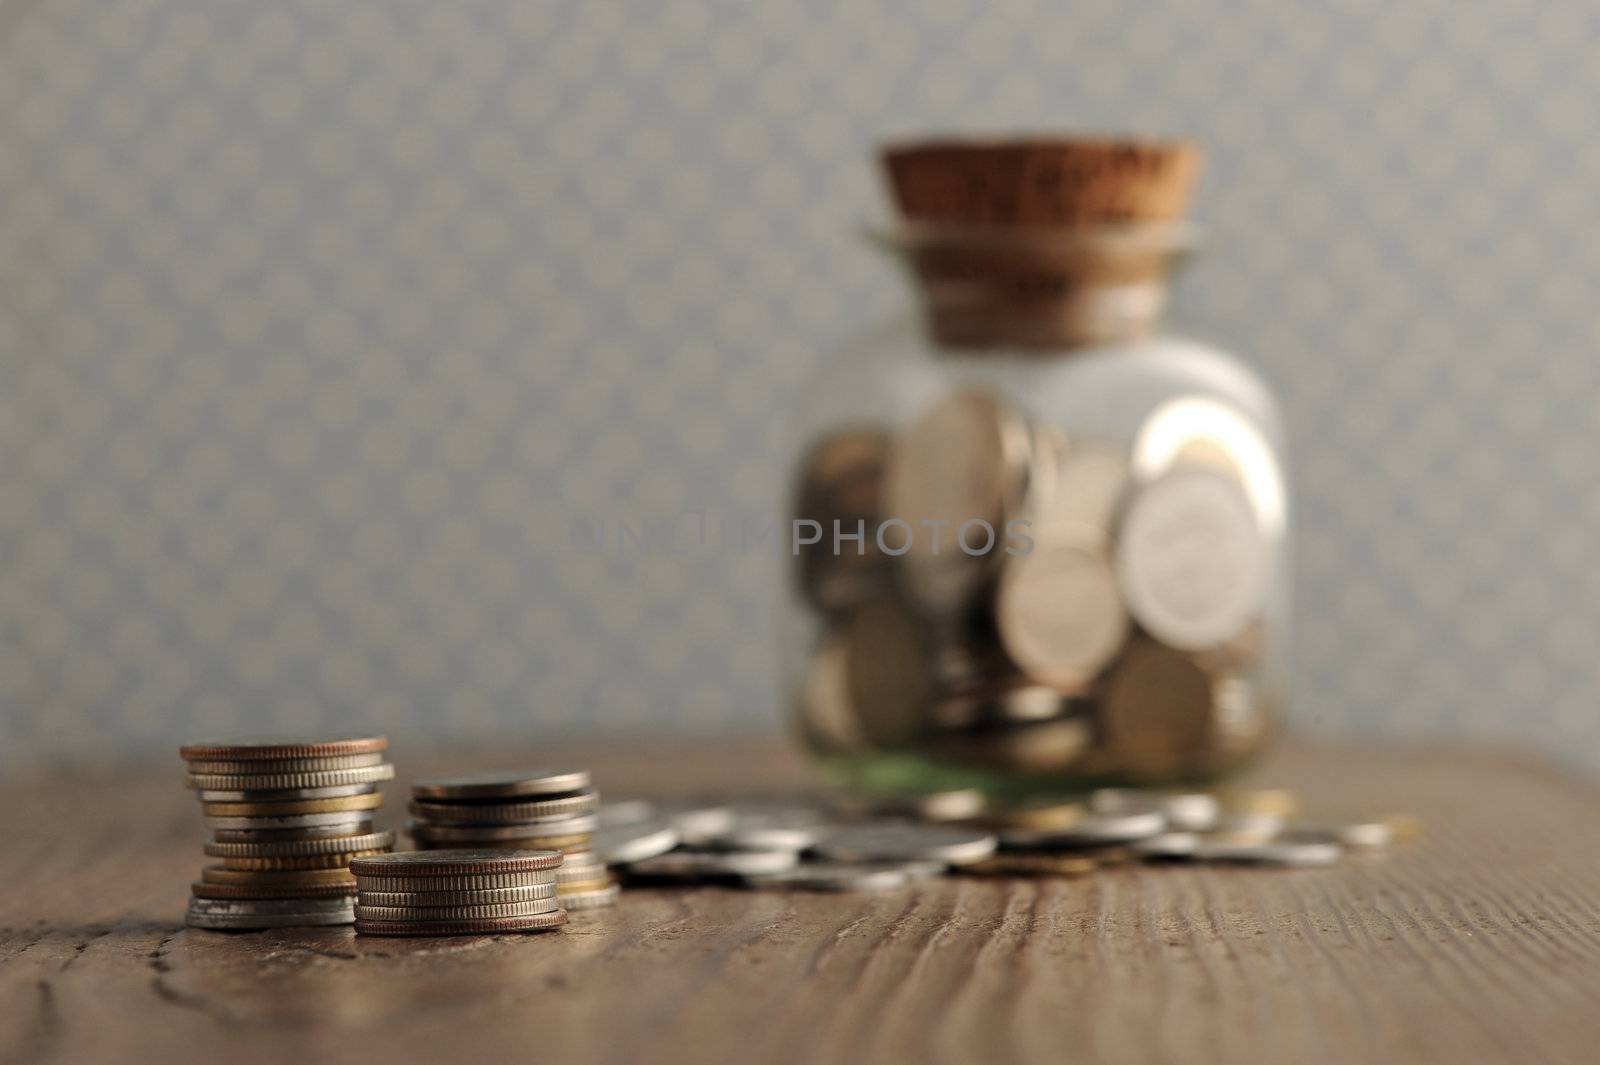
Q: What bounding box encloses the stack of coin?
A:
[351,850,566,936]
[792,387,1287,785]
[181,736,396,930]
[407,769,618,910]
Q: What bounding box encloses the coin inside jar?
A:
[995,524,1127,690]
[1131,394,1286,541]
[885,388,1032,613]
[1115,467,1267,652]
[792,428,893,611]
[1099,639,1220,778]
[842,598,933,747]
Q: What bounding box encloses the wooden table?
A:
[2,741,1596,1065]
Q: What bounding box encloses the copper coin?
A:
[1099,640,1219,778]
[842,598,933,747]
[180,736,388,762]
[354,911,568,936]
[349,849,565,878]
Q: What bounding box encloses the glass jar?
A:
[783,140,1289,799]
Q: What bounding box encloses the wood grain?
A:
[1,741,1597,1065]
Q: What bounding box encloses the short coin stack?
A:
[408,769,618,910]
[182,736,396,930]
[350,850,567,936]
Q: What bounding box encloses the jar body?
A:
[783,316,1289,798]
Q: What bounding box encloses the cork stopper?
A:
[882,135,1201,227]
[875,135,1203,349]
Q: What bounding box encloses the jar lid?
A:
[881,134,1202,228]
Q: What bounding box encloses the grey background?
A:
[3,0,1599,771]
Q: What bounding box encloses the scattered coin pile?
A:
[596,788,1414,893]
[793,389,1288,783]
[182,736,396,930]
[408,769,618,910]
[351,850,567,936]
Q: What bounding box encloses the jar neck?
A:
[870,221,1195,353]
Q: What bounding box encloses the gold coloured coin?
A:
[1216,788,1301,819]
[222,849,387,871]
[354,911,567,936]
[200,865,358,888]
[201,793,385,817]
[977,799,1087,832]
[961,853,1098,877]
[180,736,389,762]
[204,830,396,858]
[555,877,615,894]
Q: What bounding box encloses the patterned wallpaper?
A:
[4,0,1600,772]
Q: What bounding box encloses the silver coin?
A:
[1090,789,1220,831]
[1192,839,1343,866]
[708,803,827,852]
[596,799,656,827]
[354,898,563,921]
[828,788,988,823]
[1128,831,1201,860]
[655,801,736,845]
[593,820,680,865]
[745,861,913,893]
[410,768,591,800]
[1210,812,1285,843]
[195,783,378,802]
[204,812,376,831]
[816,822,997,866]
[559,883,620,910]
[1283,822,1393,849]
[186,898,355,929]
[406,792,599,825]
[211,823,380,843]
[406,811,598,836]
[627,849,800,879]
[187,896,358,916]
[999,810,1166,849]
[357,883,559,907]
[1116,467,1267,651]
[406,818,596,843]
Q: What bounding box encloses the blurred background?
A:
[3,0,1599,773]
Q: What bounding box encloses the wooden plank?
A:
[1,742,1597,1065]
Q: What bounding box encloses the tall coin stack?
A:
[351,850,567,936]
[407,769,619,910]
[182,736,396,930]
